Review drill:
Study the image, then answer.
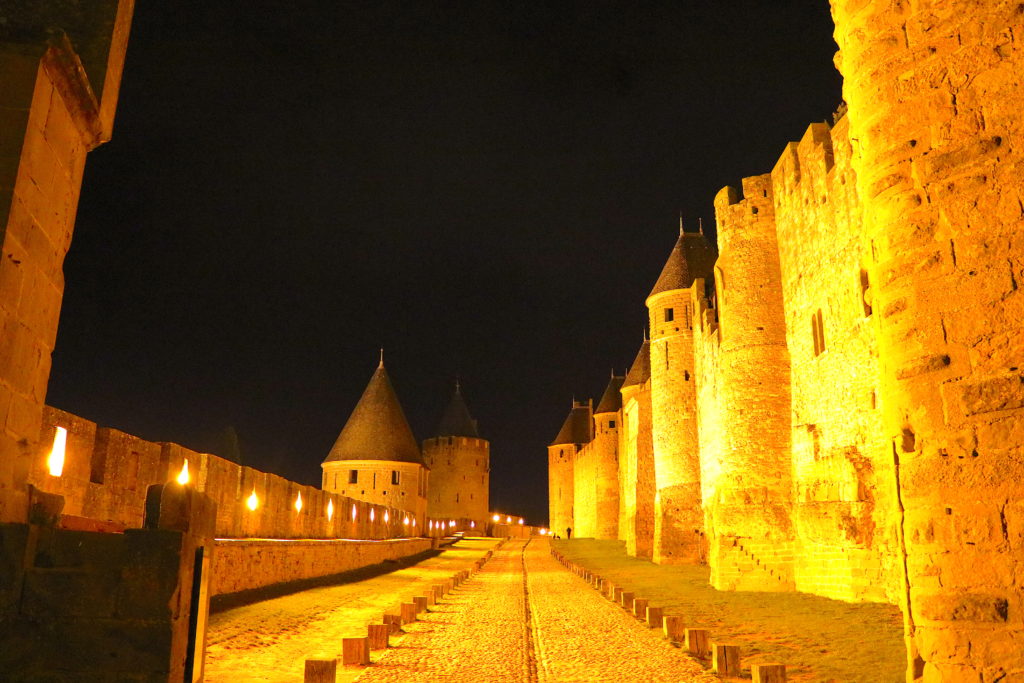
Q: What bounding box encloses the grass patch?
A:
[553,539,904,682]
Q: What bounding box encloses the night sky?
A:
[47,2,842,525]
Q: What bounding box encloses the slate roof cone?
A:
[550,399,593,446]
[647,228,717,299]
[435,380,480,438]
[323,360,424,465]
[594,374,625,414]
[622,339,651,389]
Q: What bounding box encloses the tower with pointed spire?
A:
[422,381,490,528]
[619,337,655,558]
[646,226,716,563]
[321,358,428,526]
[547,399,592,537]
[591,373,624,539]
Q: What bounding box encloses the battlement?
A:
[771,121,838,197]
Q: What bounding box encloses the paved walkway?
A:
[355,537,715,683]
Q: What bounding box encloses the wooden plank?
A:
[304,659,337,683]
[341,637,370,667]
[367,623,390,650]
[685,628,710,658]
[646,605,664,628]
[711,642,741,676]
[752,663,787,682]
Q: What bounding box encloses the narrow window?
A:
[456,493,460,503]
[373,472,376,489]
[349,469,358,484]
[664,307,674,322]
[391,470,400,485]
[608,420,616,428]
[812,309,826,356]
[684,305,692,329]
[859,269,872,316]
[333,473,338,489]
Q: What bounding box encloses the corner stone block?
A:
[712,642,741,676]
[752,663,787,682]
[341,637,369,667]
[304,659,338,683]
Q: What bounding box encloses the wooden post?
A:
[413,596,428,613]
[711,643,741,676]
[621,591,635,611]
[633,598,649,619]
[432,585,445,602]
[663,615,685,641]
[383,613,402,634]
[401,602,417,623]
[367,624,390,650]
[685,628,710,658]
[613,586,624,603]
[752,663,787,682]
[342,637,370,667]
[646,606,663,628]
[304,659,338,682]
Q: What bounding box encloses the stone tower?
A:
[548,399,591,537]
[831,2,1024,679]
[321,359,428,525]
[646,228,716,563]
[422,381,490,528]
[619,338,654,558]
[592,374,624,539]
[708,176,793,590]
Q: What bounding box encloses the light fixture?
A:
[247,488,259,511]
[176,459,190,485]
[47,426,67,477]
[294,492,303,512]
[327,499,334,521]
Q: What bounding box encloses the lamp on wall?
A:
[247,488,259,511]
[294,492,303,512]
[176,458,190,485]
[47,426,67,477]
[327,499,334,521]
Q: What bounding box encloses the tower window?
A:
[392,470,400,485]
[349,469,358,484]
[664,308,674,322]
[608,420,616,428]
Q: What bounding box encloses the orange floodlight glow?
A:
[327,499,334,521]
[47,426,67,477]
[294,492,303,512]
[247,488,259,511]
[176,459,190,485]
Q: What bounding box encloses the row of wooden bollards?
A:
[303,544,501,681]
[549,549,788,683]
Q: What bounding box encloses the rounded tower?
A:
[547,400,591,537]
[592,373,624,540]
[646,227,716,564]
[321,357,428,526]
[422,381,489,529]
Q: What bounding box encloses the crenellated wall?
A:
[619,376,654,557]
[33,406,433,541]
[571,441,598,538]
[423,435,490,528]
[771,118,899,605]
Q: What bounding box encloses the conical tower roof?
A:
[550,401,592,446]
[647,230,717,300]
[434,381,480,438]
[622,339,651,389]
[594,374,625,414]
[323,361,424,465]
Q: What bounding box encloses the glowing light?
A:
[492,514,500,522]
[327,500,334,521]
[370,508,375,522]
[403,516,409,526]
[294,492,303,512]
[352,504,357,520]
[506,516,512,524]
[470,521,475,528]
[176,459,190,485]
[384,511,389,523]
[449,520,455,528]
[519,518,524,525]
[47,427,67,477]
[429,521,434,530]
[412,518,416,527]
[539,528,547,535]
[247,488,259,511]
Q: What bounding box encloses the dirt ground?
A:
[551,538,906,683]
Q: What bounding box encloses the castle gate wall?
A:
[832,2,1024,678]
[619,381,655,558]
[592,410,620,540]
[422,435,490,527]
[547,444,574,537]
[706,175,795,592]
[572,441,598,538]
[771,118,900,605]
[648,287,704,563]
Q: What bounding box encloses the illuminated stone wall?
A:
[422,435,490,528]
[0,2,133,524]
[322,458,428,526]
[619,376,654,558]
[35,406,428,540]
[831,1,1024,678]
[648,285,705,563]
[547,443,574,537]
[571,441,598,538]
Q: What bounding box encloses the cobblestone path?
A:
[356,537,716,683]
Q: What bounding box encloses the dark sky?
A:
[47,2,842,525]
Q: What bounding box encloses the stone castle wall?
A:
[422,435,490,527]
[619,379,654,557]
[547,444,574,537]
[592,410,620,539]
[571,441,597,538]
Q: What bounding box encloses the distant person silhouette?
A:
[566,527,572,539]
